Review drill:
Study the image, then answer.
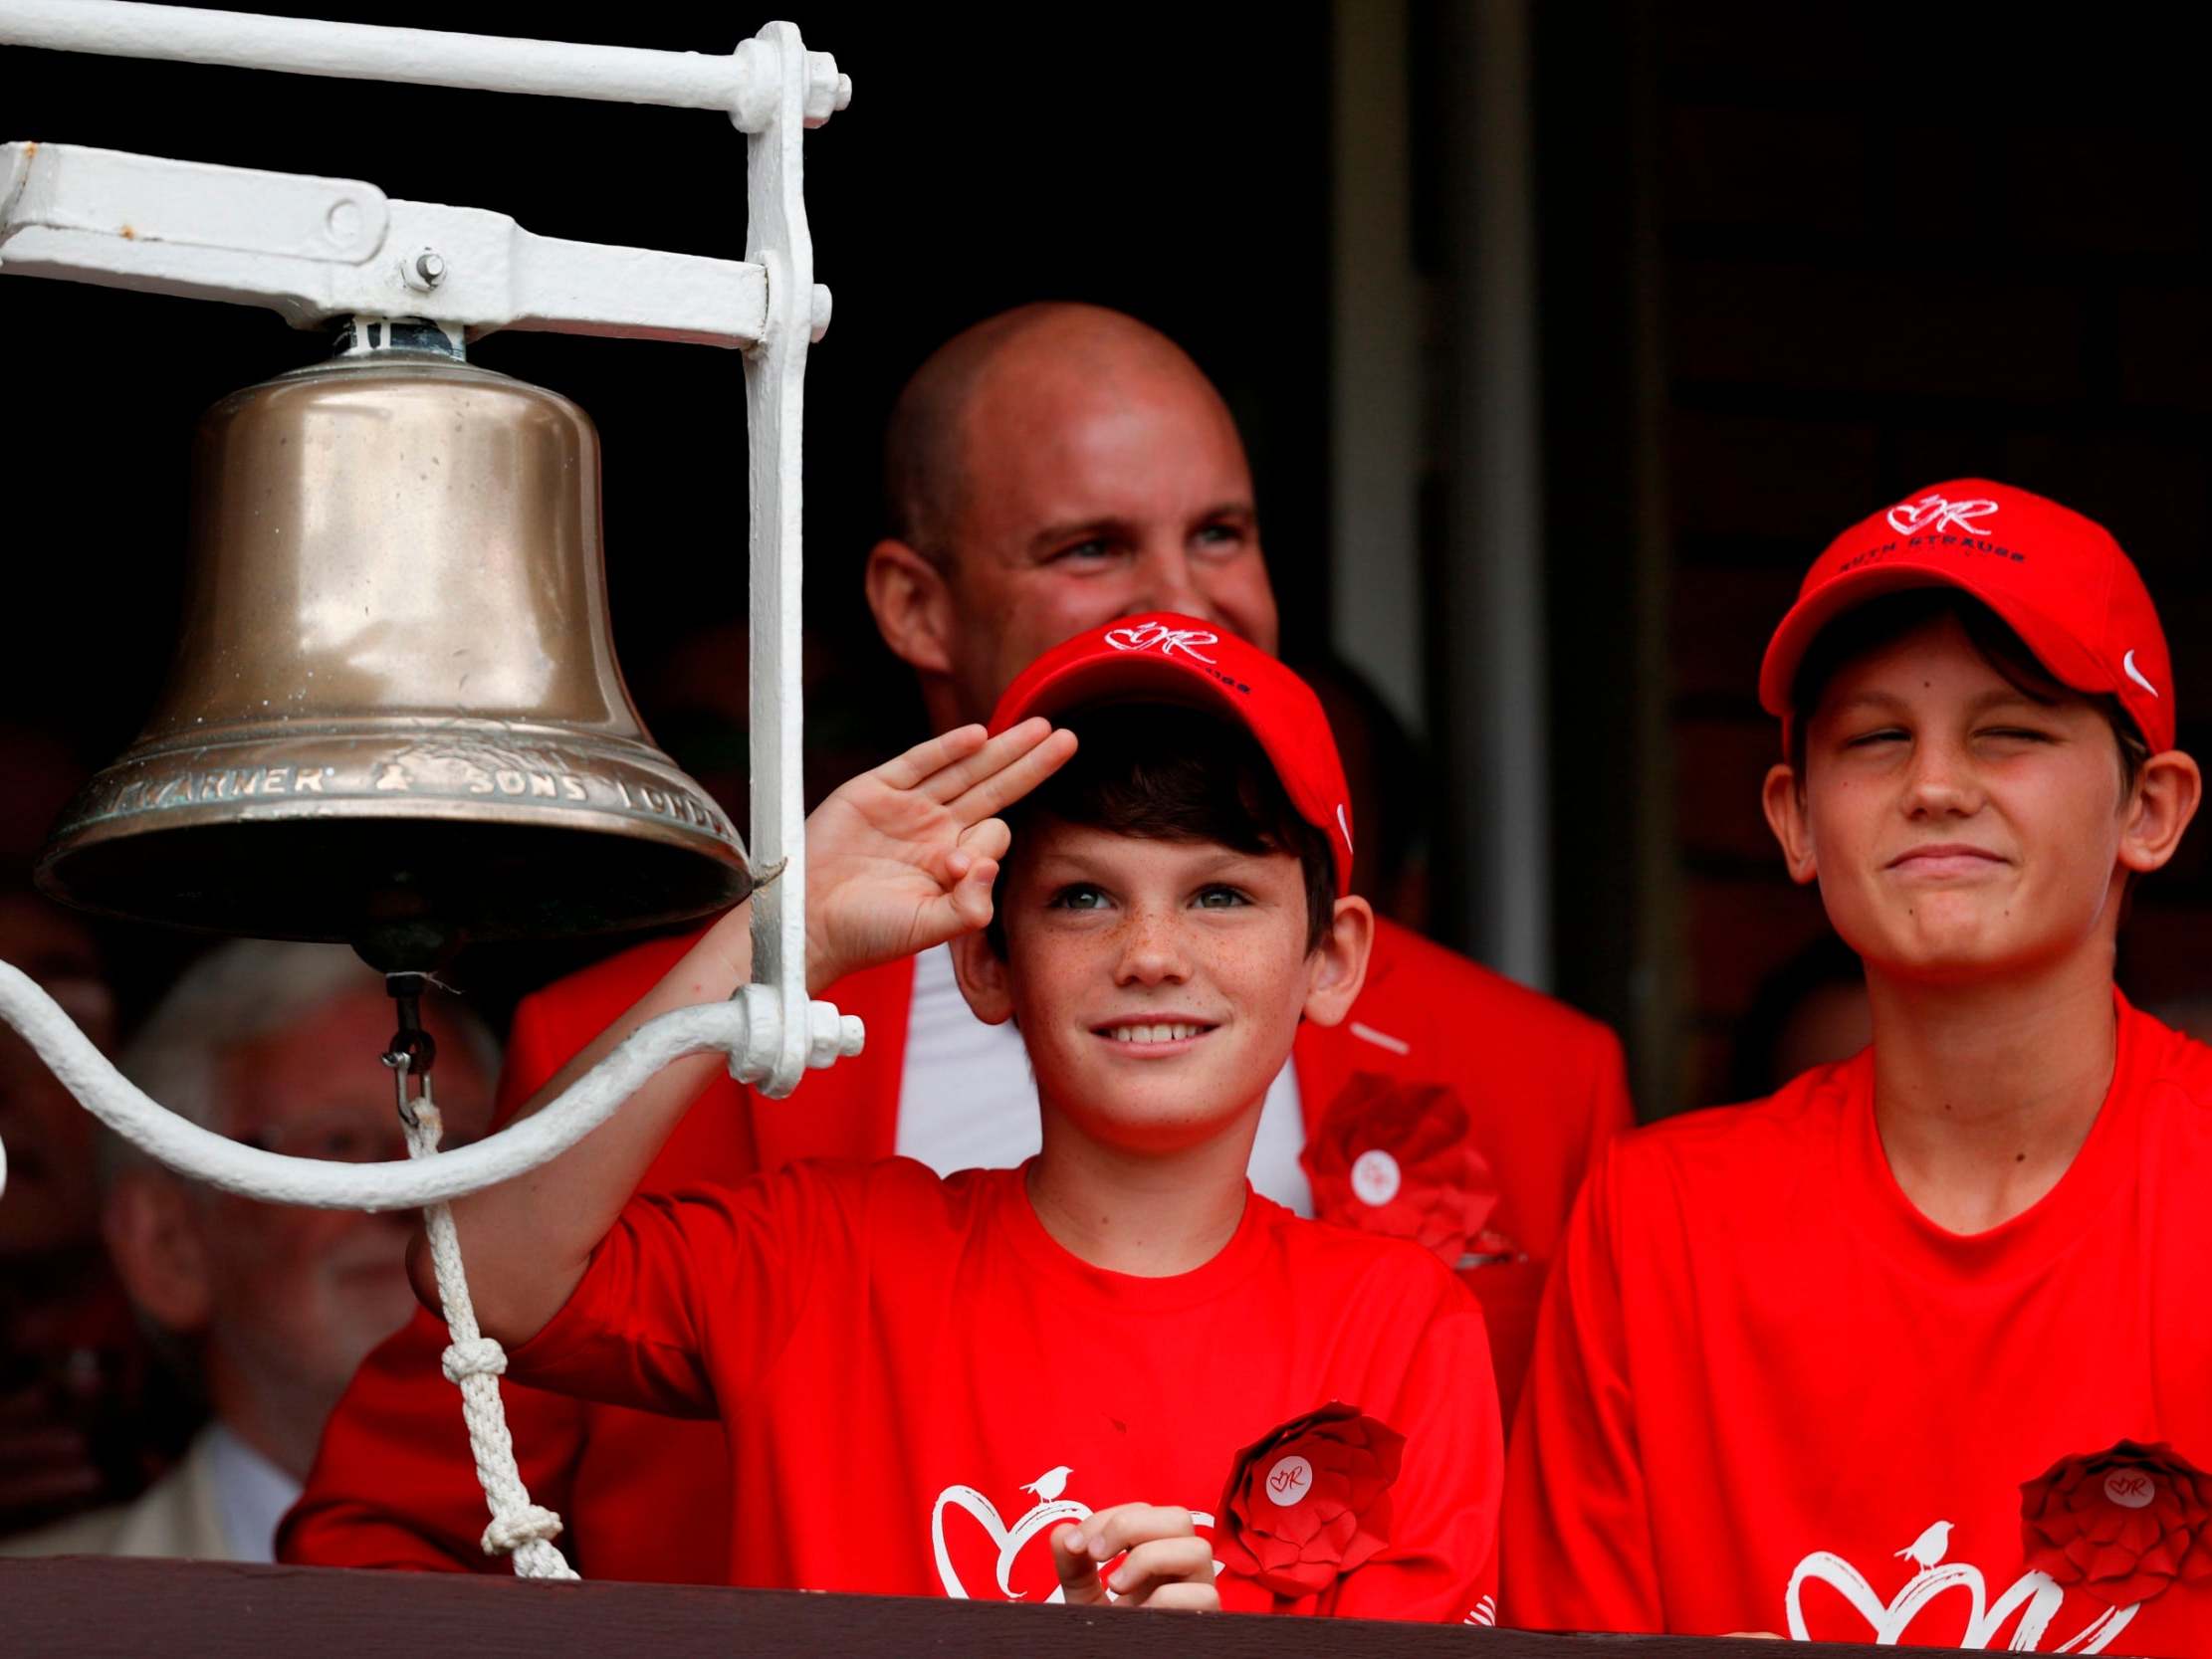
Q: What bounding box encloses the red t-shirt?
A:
[282,916,1627,1579]
[1504,993,2212,1655]
[505,1156,1501,1619]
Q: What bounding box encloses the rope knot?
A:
[441,1337,508,1383]
[401,1100,446,1154]
[481,1504,564,1556]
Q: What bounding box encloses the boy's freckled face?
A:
[996,820,1319,1150]
[1799,613,2131,980]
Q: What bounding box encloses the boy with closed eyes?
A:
[1504,482,2212,1654]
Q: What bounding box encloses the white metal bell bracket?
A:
[0,0,859,1205]
[0,3,861,1580]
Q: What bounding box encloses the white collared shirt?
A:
[206,1422,300,1564]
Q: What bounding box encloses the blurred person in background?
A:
[1296,653,1436,933]
[2,941,492,1560]
[1727,935,1872,1101]
[2143,995,2212,1044]
[0,723,197,1537]
[0,887,185,1537]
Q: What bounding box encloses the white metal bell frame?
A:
[0,1,861,1578]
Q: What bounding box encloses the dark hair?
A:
[988,704,1337,957]
[1787,589,2150,795]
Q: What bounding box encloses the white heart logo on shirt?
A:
[1786,1547,2140,1650]
[931,1480,1220,1601]
[932,1484,1088,1602]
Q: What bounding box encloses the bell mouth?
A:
[37,719,752,969]
[40,816,749,970]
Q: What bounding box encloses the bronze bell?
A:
[37,324,751,970]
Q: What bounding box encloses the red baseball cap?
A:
[988,614,1355,896]
[1758,479,2174,753]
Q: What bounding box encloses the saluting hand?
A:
[795,719,1077,994]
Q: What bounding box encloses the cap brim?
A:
[1758,559,2114,718]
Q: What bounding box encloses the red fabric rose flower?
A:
[2021,1439,2212,1608]
[1302,1073,1502,1265]
[1216,1401,1404,1599]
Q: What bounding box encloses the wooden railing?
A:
[3,1556,1904,1656]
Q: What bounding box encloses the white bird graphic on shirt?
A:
[1895,1520,1953,1571]
[1021,1466,1074,1503]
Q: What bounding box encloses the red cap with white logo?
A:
[989,614,1356,896]
[1758,479,2175,753]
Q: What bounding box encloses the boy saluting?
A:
[417,616,1501,1619]
[1504,482,2212,1653]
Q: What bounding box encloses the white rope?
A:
[0,958,761,1210]
[395,1065,576,1580]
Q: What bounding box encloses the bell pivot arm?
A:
[0,141,793,347]
[0,1,849,128]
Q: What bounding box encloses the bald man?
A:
[282,304,1632,1586]
[866,303,1278,729]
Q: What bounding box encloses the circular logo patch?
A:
[1264,1454,1313,1507]
[1350,1147,1403,1207]
[2104,1470,2158,1510]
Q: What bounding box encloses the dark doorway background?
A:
[1,2,1332,1030]
[1626,2,2212,1108]
[7,2,2212,1112]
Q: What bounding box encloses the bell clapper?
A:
[378,968,578,1579]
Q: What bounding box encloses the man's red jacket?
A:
[279,916,1630,1581]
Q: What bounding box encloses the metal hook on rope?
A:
[382,1046,434,1136]
[380,971,439,1130]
